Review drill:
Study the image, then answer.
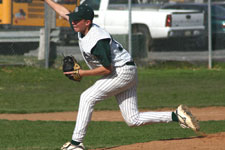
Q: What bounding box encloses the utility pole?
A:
[208,0,212,69]
[128,0,132,55]
[44,2,55,69]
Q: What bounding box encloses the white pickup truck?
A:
[81,0,205,51]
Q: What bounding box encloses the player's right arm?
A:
[44,0,70,21]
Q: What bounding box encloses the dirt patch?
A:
[93,132,225,150]
[1,107,225,150]
[0,107,225,121]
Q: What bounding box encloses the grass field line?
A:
[0,106,225,122]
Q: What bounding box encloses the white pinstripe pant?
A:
[72,65,173,142]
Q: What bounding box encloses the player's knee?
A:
[124,117,140,127]
[122,113,144,127]
[80,91,90,103]
[126,121,136,127]
[80,91,96,105]
[125,120,140,127]
[80,92,86,100]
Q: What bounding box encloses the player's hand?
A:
[63,56,82,82]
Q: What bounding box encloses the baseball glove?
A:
[63,56,82,82]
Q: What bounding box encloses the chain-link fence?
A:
[0,0,225,68]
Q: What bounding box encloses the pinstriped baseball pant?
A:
[72,65,173,142]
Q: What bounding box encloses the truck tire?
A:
[132,24,153,51]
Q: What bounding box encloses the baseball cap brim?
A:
[67,4,94,21]
[67,12,83,21]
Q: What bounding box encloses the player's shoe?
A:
[61,141,85,150]
[175,105,200,131]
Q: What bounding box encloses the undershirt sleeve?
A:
[91,39,112,67]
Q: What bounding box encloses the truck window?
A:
[109,0,127,5]
[212,5,225,17]
[81,0,100,10]
[108,0,151,10]
[58,0,78,4]
[108,0,129,10]
[14,0,32,3]
[108,0,140,5]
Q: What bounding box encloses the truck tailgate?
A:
[171,11,204,27]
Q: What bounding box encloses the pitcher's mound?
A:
[93,132,225,150]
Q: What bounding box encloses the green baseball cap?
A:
[67,4,94,21]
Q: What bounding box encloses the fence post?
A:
[208,0,212,69]
[38,28,45,60]
[44,2,56,68]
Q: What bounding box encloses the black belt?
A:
[125,61,135,66]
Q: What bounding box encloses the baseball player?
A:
[44,1,200,150]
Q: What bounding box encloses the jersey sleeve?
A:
[91,39,112,67]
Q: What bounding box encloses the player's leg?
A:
[116,85,173,127]
[71,65,138,142]
[115,79,199,131]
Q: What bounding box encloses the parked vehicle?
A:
[81,0,205,51]
[0,0,80,44]
[213,2,225,9]
[162,3,225,48]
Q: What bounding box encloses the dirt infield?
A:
[1,106,225,150]
[93,132,225,150]
[0,107,225,121]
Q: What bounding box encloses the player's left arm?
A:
[79,66,112,76]
[64,64,113,77]
[64,66,112,76]
[64,39,113,77]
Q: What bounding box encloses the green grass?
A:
[0,66,225,113]
[0,120,225,150]
[0,65,225,150]
[137,68,225,108]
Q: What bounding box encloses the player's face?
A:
[72,19,92,35]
